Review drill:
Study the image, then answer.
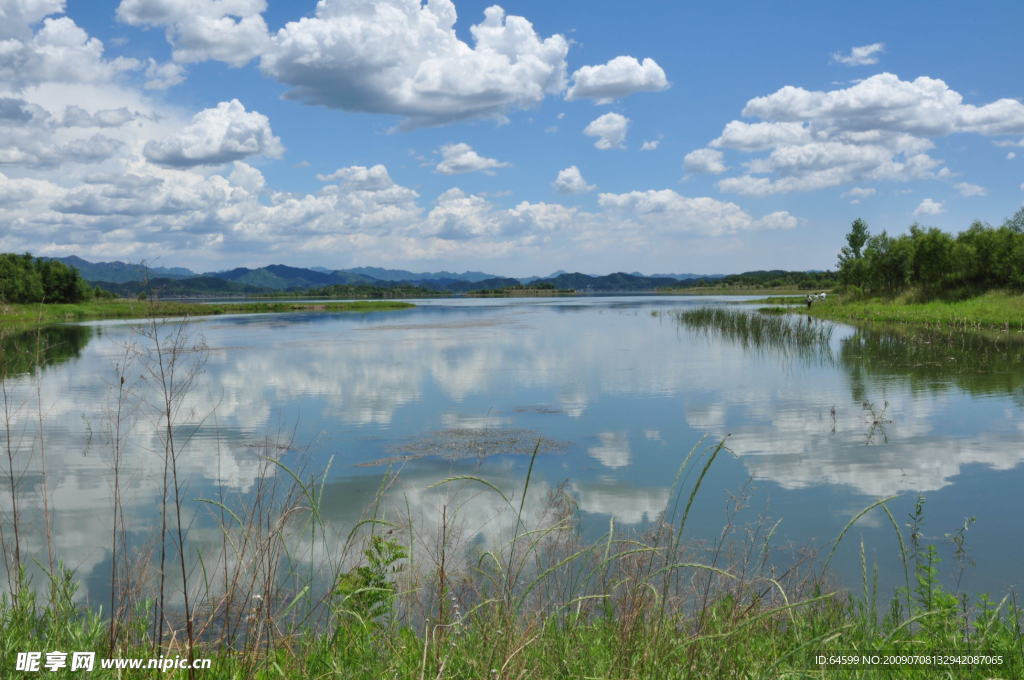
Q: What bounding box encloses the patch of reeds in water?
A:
[672,306,835,362]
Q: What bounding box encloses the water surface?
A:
[2,296,1021,602]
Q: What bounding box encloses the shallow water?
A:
[1,296,1021,603]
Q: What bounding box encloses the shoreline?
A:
[743,290,1024,333]
[0,299,416,333]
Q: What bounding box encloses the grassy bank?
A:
[2,438,1021,678]
[659,286,825,296]
[0,299,415,332]
[799,291,1024,332]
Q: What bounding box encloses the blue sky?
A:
[1,0,1022,276]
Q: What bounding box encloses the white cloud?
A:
[699,72,1024,196]
[831,42,885,66]
[710,121,811,151]
[742,73,1024,137]
[640,139,659,151]
[0,0,65,40]
[435,143,511,175]
[552,165,595,194]
[260,1,569,129]
[841,186,875,204]
[597,189,796,236]
[0,15,139,89]
[1007,152,1016,160]
[954,182,987,197]
[316,164,394,190]
[61,105,136,127]
[565,56,668,103]
[143,99,283,168]
[842,187,876,199]
[228,161,264,193]
[143,58,186,90]
[913,198,944,216]
[583,112,629,150]
[683,148,726,174]
[116,0,270,67]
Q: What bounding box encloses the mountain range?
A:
[49,256,728,296]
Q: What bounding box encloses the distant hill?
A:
[208,265,380,290]
[532,272,688,291]
[651,272,724,280]
[338,266,499,282]
[47,256,196,283]
[55,255,824,298]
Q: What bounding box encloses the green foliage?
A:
[333,535,407,624]
[0,253,93,303]
[305,283,436,298]
[835,218,1024,296]
[684,269,838,290]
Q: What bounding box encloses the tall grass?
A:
[672,306,835,363]
[0,315,1021,678]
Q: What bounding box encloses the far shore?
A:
[0,299,415,333]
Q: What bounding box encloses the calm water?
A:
[2,296,1022,602]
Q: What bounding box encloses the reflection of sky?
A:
[1,297,1022,600]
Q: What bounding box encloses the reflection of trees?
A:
[0,325,93,377]
[839,327,1024,403]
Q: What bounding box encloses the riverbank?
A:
[3,498,1021,679]
[0,299,415,332]
[660,285,825,295]
[756,290,1024,333]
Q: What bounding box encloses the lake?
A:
[1,296,1022,606]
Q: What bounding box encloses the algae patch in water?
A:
[358,428,568,467]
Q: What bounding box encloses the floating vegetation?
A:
[358,428,568,466]
[512,404,565,414]
[671,306,835,361]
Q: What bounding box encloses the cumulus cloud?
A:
[683,148,726,174]
[710,121,811,151]
[741,73,1024,136]
[597,189,796,236]
[702,74,1024,196]
[116,0,270,67]
[0,15,139,89]
[61,105,136,127]
[144,58,186,89]
[1009,152,1017,160]
[565,56,668,103]
[841,186,876,204]
[553,165,595,194]
[143,99,283,168]
[435,143,511,175]
[260,1,568,129]
[914,198,944,216]
[0,0,66,40]
[316,164,394,190]
[831,42,884,66]
[640,139,659,151]
[583,112,629,150]
[954,182,987,197]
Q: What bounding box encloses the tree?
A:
[1003,205,1024,233]
[838,218,871,286]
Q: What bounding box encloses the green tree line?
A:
[837,207,1024,296]
[0,253,112,303]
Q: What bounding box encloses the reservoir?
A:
[2,296,1022,604]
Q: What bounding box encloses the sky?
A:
[1,0,1022,276]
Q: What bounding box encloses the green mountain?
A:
[48,256,195,283]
